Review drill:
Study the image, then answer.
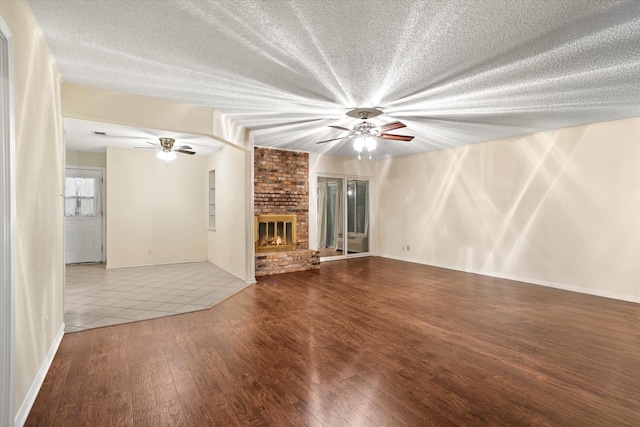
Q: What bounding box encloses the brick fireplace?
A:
[254,148,319,276]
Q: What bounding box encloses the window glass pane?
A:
[77,177,95,197]
[64,177,77,196]
[64,199,77,217]
[356,181,367,234]
[79,197,95,217]
[77,178,96,217]
[347,182,355,233]
[327,184,336,245]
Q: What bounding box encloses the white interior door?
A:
[65,168,103,264]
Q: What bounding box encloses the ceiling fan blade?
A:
[328,125,351,132]
[381,133,415,142]
[175,145,193,150]
[133,146,158,149]
[315,136,350,144]
[377,121,406,132]
[174,149,196,155]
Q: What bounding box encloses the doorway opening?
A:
[65,167,104,264]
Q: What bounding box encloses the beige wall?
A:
[66,150,106,169]
[207,145,251,280]
[0,0,65,417]
[376,117,640,301]
[309,152,377,178]
[106,147,207,268]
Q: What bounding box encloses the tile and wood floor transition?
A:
[29,257,639,426]
[65,262,247,332]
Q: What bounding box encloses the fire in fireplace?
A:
[255,214,297,252]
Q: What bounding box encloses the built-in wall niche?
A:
[208,170,215,229]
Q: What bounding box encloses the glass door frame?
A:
[316,173,373,262]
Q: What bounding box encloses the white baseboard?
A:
[15,323,65,427]
[517,276,640,303]
[381,255,639,304]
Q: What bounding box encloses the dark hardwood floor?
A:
[26,257,640,426]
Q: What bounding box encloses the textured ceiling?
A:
[30,0,640,159]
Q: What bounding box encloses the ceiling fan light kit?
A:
[316,108,414,160]
[156,150,177,161]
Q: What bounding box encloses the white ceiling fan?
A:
[134,137,196,161]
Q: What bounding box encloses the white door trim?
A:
[0,16,16,427]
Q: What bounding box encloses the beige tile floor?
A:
[65,262,248,333]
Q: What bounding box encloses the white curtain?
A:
[64,177,96,217]
[78,178,96,216]
[333,182,343,251]
[317,183,328,248]
[64,177,77,216]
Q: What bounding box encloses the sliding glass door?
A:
[317,176,370,260]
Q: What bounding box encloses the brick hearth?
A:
[255,250,320,275]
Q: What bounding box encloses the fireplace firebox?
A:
[255,214,297,252]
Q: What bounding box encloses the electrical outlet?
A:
[402,245,405,251]
[148,249,153,255]
[406,245,410,251]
